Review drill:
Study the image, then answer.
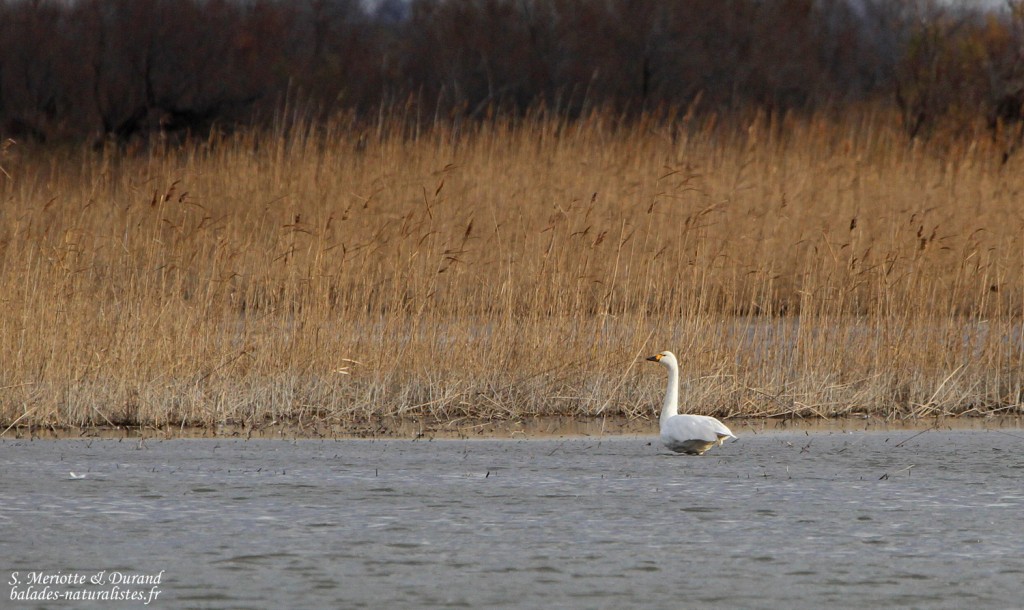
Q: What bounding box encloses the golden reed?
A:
[1,109,1021,432]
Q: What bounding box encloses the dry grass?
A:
[1,109,1023,433]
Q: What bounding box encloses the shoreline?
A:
[3,414,1022,441]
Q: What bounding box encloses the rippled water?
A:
[2,429,1023,609]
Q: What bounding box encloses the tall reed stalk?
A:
[1,109,1022,432]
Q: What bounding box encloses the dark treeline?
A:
[2,0,1024,145]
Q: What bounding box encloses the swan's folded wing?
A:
[663,415,722,442]
[698,415,736,439]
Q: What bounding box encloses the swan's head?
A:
[645,351,678,368]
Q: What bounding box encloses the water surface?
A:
[2,429,1023,608]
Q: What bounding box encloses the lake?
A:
[2,427,1023,608]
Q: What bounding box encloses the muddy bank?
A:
[3,413,1022,440]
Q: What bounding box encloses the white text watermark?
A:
[9,570,164,604]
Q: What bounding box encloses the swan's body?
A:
[646,351,735,455]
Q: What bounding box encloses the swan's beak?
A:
[646,354,660,362]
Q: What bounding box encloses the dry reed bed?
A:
[1,112,1022,432]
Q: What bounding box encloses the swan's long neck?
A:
[660,360,679,424]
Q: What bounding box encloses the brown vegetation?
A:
[4,0,1024,151]
[1,109,1022,434]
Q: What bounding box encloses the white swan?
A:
[646,351,736,455]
